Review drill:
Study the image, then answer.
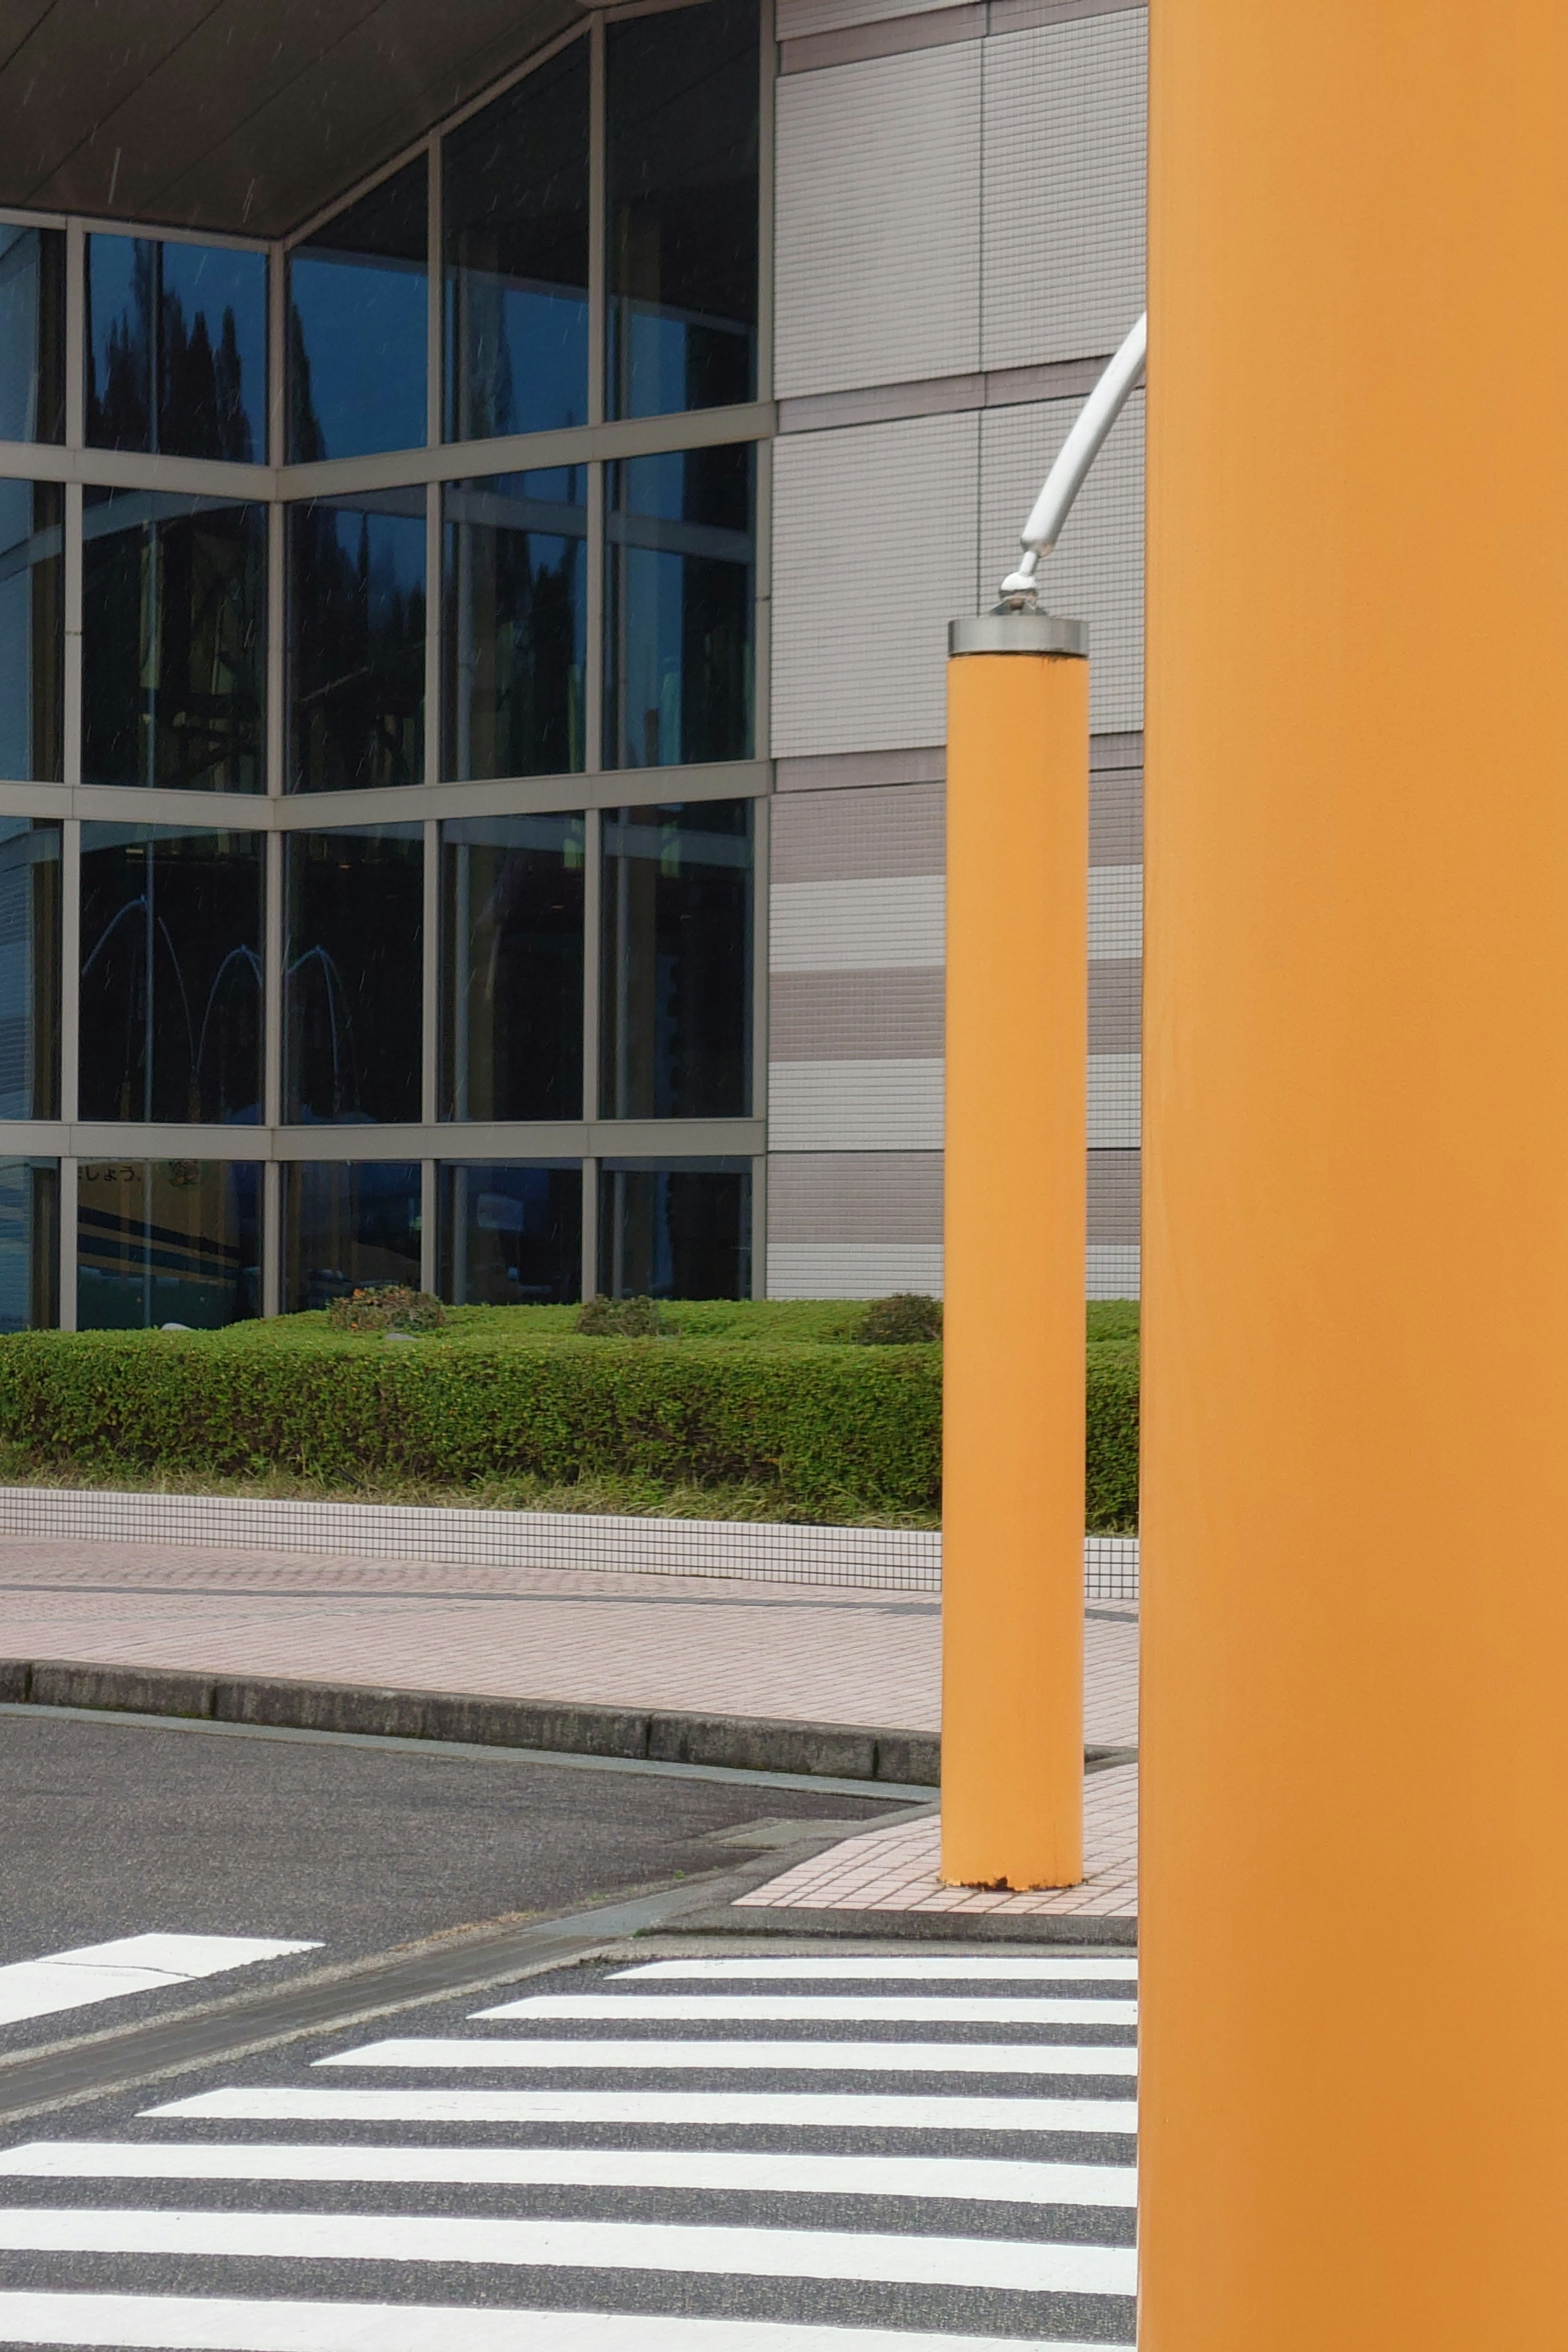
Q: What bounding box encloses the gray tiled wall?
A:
[767,0,1147,1301]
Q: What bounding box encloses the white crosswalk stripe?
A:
[0,1935,321,2029]
[319,2034,1141,2076]
[2,1948,1140,2347]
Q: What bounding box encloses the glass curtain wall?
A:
[77,1159,260,1329]
[0,225,65,443]
[0,480,64,782]
[289,161,429,461]
[284,828,423,1124]
[283,1162,422,1310]
[0,822,60,1120]
[82,490,266,792]
[79,828,263,1125]
[439,1163,581,1303]
[598,1162,750,1298]
[441,815,584,1121]
[601,801,752,1118]
[86,236,267,461]
[444,42,590,441]
[0,0,768,1325]
[606,0,759,419]
[606,446,754,769]
[289,493,426,792]
[443,470,586,780]
[0,1160,59,1331]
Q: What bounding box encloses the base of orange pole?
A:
[940,611,1088,1891]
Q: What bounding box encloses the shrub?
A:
[326,1286,446,1336]
[1086,1338,1139,1532]
[575,1294,666,1339]
[858,1294,943,1345]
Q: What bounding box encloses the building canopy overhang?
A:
[0,0,583,238]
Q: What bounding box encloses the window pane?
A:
[606,0,758,420]
[86,235,266,461]
[283,1160,422,1311]
[80,828,263,1125]
[82,491,266,793]
[439,1163,581,1304]
[0,822,61,1120]
[0,479,64,782]
[77,1159,260,1329]
[284,828,423,1124]
[605,445,753,769]
[598,1163,750,1299]
[441,815,584,1121]
[444,40,589,442]
[443,471,586,780]
[0,1160,59,1331]
[288,494,426,792]
[601,800,752,1118]
[289,160,428,461]
[0,227,65,444]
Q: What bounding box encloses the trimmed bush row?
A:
[0,1326,1140,1530]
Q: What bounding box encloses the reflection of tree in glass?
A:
[89,242,254,460]
[291,503,425,793]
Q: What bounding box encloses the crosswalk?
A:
[0,1935,321,2031]
[0,1947,1139,2349]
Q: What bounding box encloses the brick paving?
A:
[0,1539,1138,1749]
[735,1762,1137,1918]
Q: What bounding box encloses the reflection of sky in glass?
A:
[447,279,585,440]
[324,506,425,625]
[0,481,60,782]
[290,255,427,459]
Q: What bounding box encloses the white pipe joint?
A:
[998,312,1147,605]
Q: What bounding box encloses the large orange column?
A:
[1141,4,1568,2344]
[942,614,1087,1889]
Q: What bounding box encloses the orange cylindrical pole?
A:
[942,618,1087,1889]
[1141,4,1568,2345]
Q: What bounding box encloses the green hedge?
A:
[0,1318,1140,1530]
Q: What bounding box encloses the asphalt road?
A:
[0,1948,1140,2347]
[0,1705,915,2054]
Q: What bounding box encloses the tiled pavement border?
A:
[0,1486,1139,1602]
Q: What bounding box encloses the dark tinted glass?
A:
[284,828,423,1124]
[598,1163,750,1298]
[86,235,266,461]
[606,0,758,419]
[439,1163,581,1304]
[82,491,266,793]
[289,494,425,792]
[289,160,428,460]
[0,479,63,782]
[444,42,589,441]
[0,1160,58,1331]
[601,800,752,1118]
[606,445,753,769]
[79,828,263,1125]
[0,227,65,443]
[283,1161,421,1312]
[77,1159,259,1329]
[441,815,584,1121]
[0,822,60,1120]
[444,470,586,780]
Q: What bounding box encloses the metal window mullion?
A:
[751,792,769,1123]
[752,434,772,763]
[58,1154,77,1331]
[59,818,80,1123]
[421,816,439,1130]
[262,1158,282,1317]
[62,479,82,788]
[756,0,776,408]
[588,10,607,430]
[267,499,285,794]
[65,220,85,450]
[750,1152,766,1299]
[268,235,287,468]
[427,131,443,448]
[264,828,283,1129]
[581,1156,598,1303]
[581,804,601,1123]
[424,481,441,784]
[585,461,605,774]
[421,1160,437,1295]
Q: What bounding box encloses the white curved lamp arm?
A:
[999,311,1147,603]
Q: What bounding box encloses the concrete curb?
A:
[1,1658,941,1788]
[668,1902,1138,1947]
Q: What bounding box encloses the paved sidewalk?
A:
[0,1537,1138,1748]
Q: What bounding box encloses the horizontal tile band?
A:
[778,356,1115,434]
[781,0,1146,76]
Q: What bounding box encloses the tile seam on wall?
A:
[780,0,1145,76]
